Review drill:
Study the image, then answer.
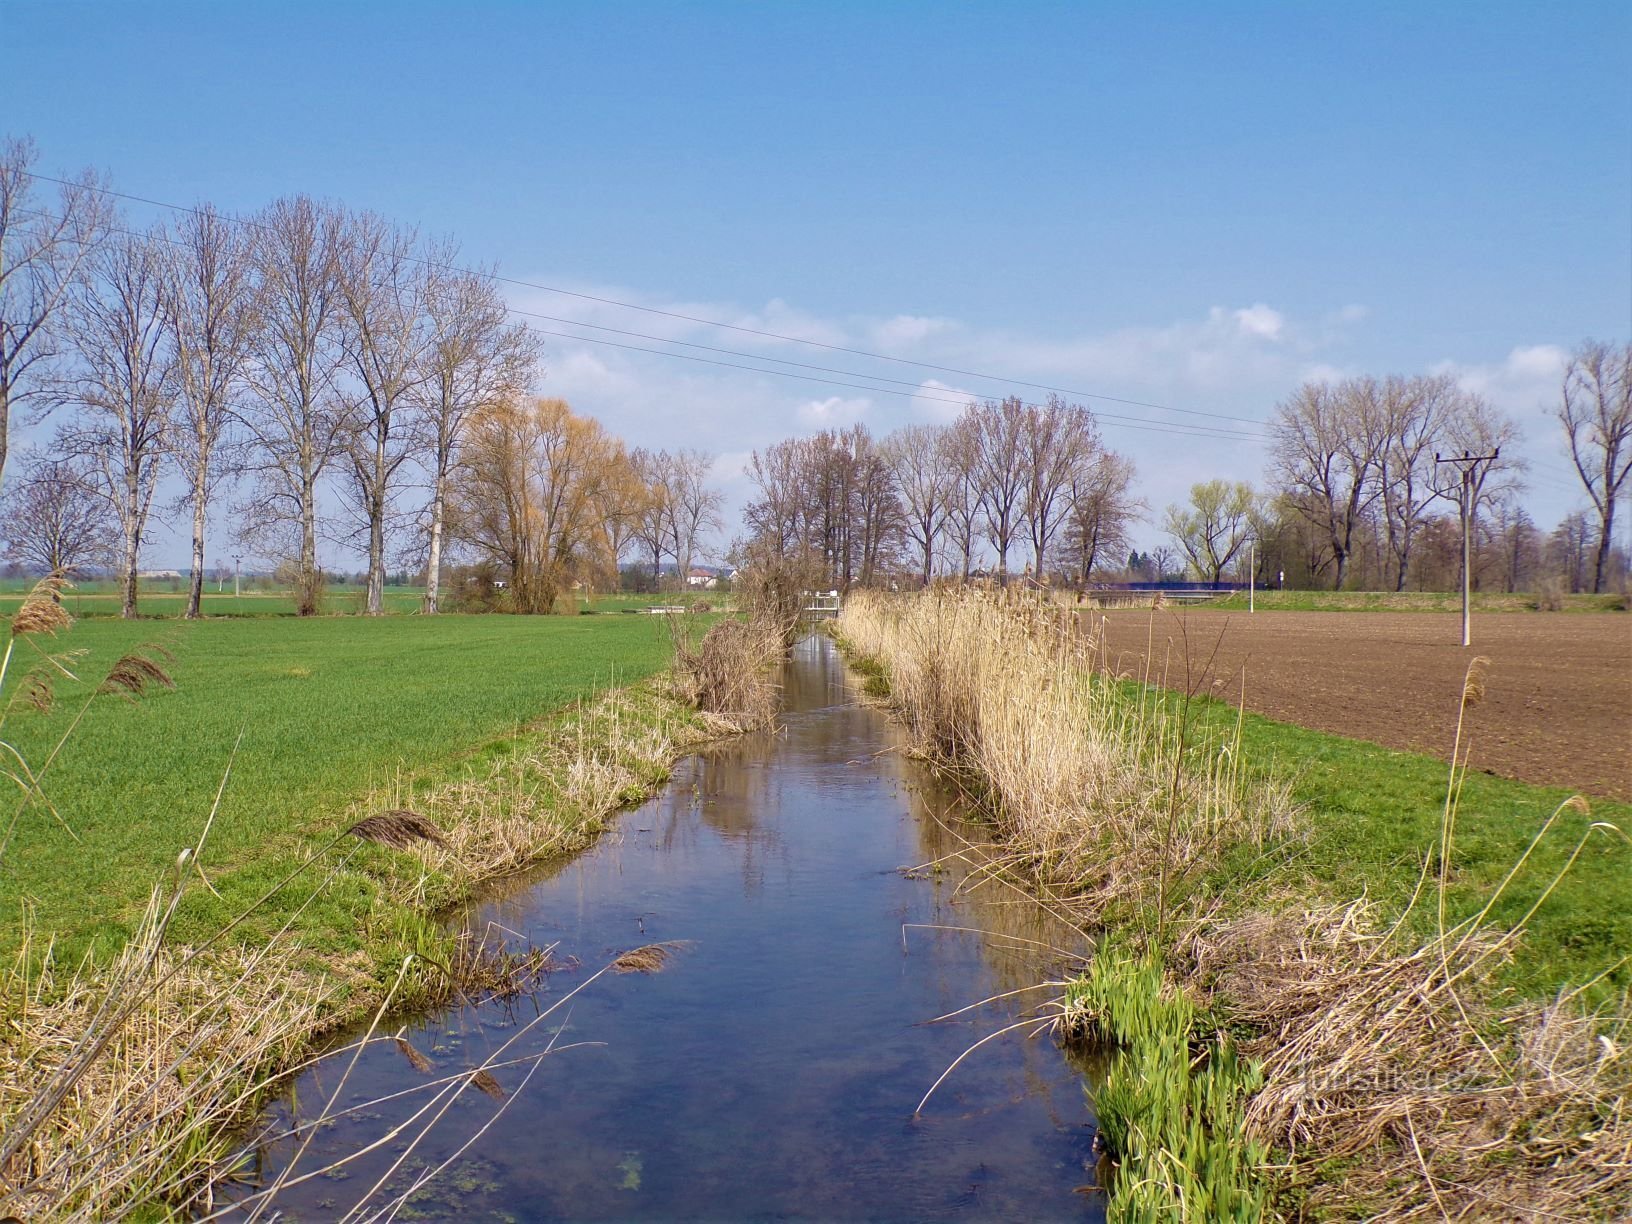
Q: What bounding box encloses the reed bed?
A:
[838,587,1630,1220]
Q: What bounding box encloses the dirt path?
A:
[1084,609,1632,802]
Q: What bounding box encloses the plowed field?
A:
[1083,609,1632,801]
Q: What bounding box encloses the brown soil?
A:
[1083,609,1632,802]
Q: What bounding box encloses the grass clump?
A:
[1064,950,1268,1223]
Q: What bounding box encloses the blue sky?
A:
[4,0,1629,564]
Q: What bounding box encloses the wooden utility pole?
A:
[1434,449,1499,647]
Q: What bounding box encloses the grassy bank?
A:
[838,589,1630,1220]
[0,598,729,1217]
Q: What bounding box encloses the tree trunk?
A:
[1592,507,1615,594]
[423,470,446,614]
[122,472,140,620]
[187,474,207,619]
[300,473,318,616]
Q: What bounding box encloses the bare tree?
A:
[413,252,539,613]
[56,225,175,617]
[965,396,1028,581]
[1376,375,1457,591]
[1555,340,1632,593]
[882,423,952,585]
[336,212,432,615]
[633,446,679,587]
[1059,449,1139,585]
[164,203,254,618]
[663,448,725,584]
[1021,395,1096,579]
[0,450,115,574]
[237,196,350,615]
[941,427,981,581]
[0,138,107,489]
[1270,378,1387,590]
[1163,479,1256,584]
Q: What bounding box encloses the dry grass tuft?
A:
[667,615,782,732]
[9,578,72,639]
[96,646,175,702]
[1189,900,1631,1218]
[1461,654,1491,709]
[610,941,688,974]
[347,808,448,850]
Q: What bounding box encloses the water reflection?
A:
[237,635,1104,1222]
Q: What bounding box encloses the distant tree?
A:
[0,137,108,490]
[1163,479,1256,584]
[0,451,115,573]
[56,224,174,618]
[1059,450,1139,585]
[1270,378,1387,590]
[663,448,726,586]
[336,211,432,615]
[163,203,254,618]
[1021,395,1098,579]
[449,397,629,613]
[1554,340,1632,593]
[412,248,540,614]
[964,396,1028,582]
[882,423,953,585]
[237,196,351,616]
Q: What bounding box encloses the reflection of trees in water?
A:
[885,744,1100,1128]
[782,634,850,712]
[690,735,789,896]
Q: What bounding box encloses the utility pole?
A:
[1434,449,1499,647]
[1248,538,1255,613]
[233,553,242,598]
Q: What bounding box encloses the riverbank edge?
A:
[829,595,1630,1222]
[0,671,733,1219]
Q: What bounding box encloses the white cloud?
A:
[870,314,957,349]
[1231,303,1285,341]
[797,396,872,427]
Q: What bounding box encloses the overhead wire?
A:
[17,168,1274,435]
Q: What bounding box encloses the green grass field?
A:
[0,612,679,959]
[1174,688,1632,999]
[0,581,719,619]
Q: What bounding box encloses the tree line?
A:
[0,137,728,616]
[1161,351,1631,595]
[742,395,1141,589]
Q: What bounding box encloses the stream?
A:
[243,634,1105,1221]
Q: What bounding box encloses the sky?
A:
[3,0,1629,567]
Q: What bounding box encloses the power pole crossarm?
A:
[1434,449,1500,647]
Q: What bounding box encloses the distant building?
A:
[686,567,719,589]
[137,569,184,581]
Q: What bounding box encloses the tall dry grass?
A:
[839,587,1630,1220]
[838,587,1294,927]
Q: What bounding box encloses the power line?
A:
[12,186,1272,443]
[511,319,1268,441]
[18,167,1271,429]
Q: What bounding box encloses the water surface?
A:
[248,635,1103,1221]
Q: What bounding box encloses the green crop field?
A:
[0,612,680,959]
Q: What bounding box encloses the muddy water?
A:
[249,635,1103,1221]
